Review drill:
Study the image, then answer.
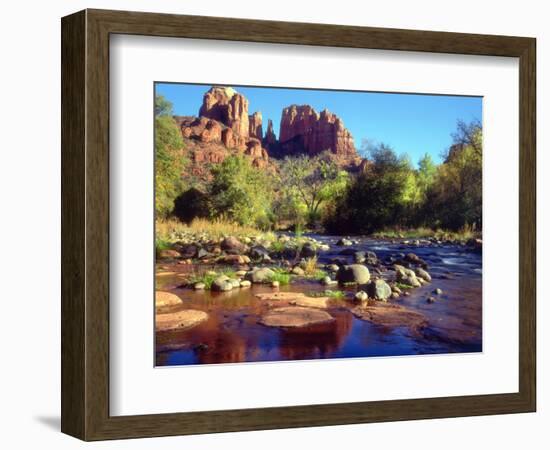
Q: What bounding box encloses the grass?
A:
[269,240,287,253]
[302,256,319,276]
[371,224,480,242]
[156,218,272,242]
[188,268,237,289]
[269,268,292,285]
[395,282,414,290]
[155,237,172,252]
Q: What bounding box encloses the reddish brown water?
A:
[156,236,482,366]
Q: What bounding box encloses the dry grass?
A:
[372,224,480,242]
[156,218,275,241]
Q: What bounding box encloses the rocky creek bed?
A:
[155,233,482,366]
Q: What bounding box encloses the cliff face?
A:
[199,86,250,138]
[249,111,263,140]
[278,105,357,160]
[178,87,270,173]
[177,86,362,175]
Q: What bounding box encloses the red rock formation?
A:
[278,105,357,159]
[199,86,249,137]
[249,111,263,140]
[264,119,277,146]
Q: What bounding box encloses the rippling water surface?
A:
[156,235,482,366]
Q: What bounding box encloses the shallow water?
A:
[155,235,482,366]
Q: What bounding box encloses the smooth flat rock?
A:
[256,292,329,308]
[352,303,428,335]
[260,307,335,328]
[155,291,182,309]
[156,309,208,331]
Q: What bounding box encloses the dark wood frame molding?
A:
[61,9,536,441]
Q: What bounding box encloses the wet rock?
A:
[155,291,182,308]
[321,276,337,286]
[391,292,400,299]
[426,296,437,303]
[247,267,276,283]
[257,292,331,309]
[405,253,421,264]
[336,238,353,246]
[291,266,305,276]
[394,264,421,288]
[433,288,443,295]
[212,276,233,291]
[174,243,198,259]
[392,285,402,294]
[156,309,208,331]
[221,236,248,255]
[353,251,366,263]
[158,249,181,259]
[337,264,371,284]
[271,280,280,288]
[365,279,392,301]
[259,306,335,328]
[230,279,241,288]
[193,282,206,290]
[300,243,317,258]
[355,291,368,302]
[326,264,340,272]
[240,280,251,288]
[415,268,432,282]
[352,303,428,335]
[218,254,250,265]
[249,245,271,261]
[196,248,211,259]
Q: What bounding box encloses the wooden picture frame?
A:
[61,8,536,441]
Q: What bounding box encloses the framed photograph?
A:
[61,9,536,440]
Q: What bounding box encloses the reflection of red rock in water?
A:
[276,309,353,361]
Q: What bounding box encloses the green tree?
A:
[155,95,186,218]
[426,120,482,230]
[208,155,273,229]
[326,144,413,233]
[279,151,349,226]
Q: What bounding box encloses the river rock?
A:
[240,280,251,288]
[433,288,443,295]
[336,238,353,246]
[321,276,337,286]
[174,243,198,259]
[426,296,437,303]
[271,280,280,288]
[247,267,276,283]
[291,266,305,276]
[326,264,340,272]
[249,245,271,261]
[300,243,317,258]
[352,303,428,335]
[156,309,208,331]
[366,279,392,301]
[193,282,206,290]
[158,249,181,259]
[212,275,233,291]
[259,306,335,328]
[394,264,421,287]
[355,290,368,302]
[337,264,370,284]
[155,291,182,308]
[353,251,366,263]
[221,236,248,255]
[415,268,432,282]
[405,253,421,264]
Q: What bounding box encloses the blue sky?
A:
[155,82,482,166]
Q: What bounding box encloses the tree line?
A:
[155,95,482,233]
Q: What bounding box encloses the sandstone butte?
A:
[175,86,364,176]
